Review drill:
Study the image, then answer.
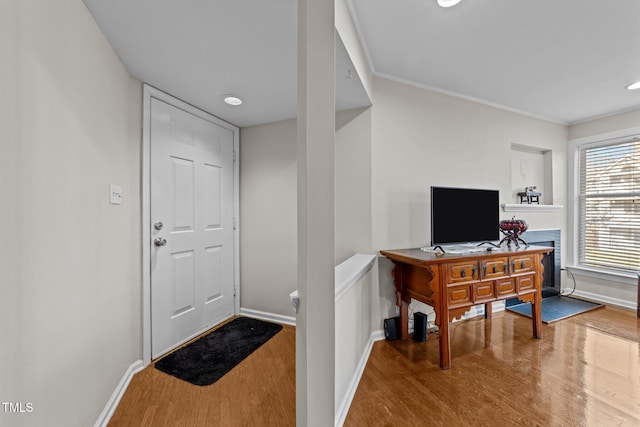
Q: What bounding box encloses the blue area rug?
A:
[506,296,603,324]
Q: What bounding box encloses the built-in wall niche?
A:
[510,144,552,204]
[504,144,562,212]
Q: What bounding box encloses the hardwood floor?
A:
[108,321,296,427]
[109,307,639,426]
[346,305,640,427]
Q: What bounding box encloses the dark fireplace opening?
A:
[506,229,561,306]
[531,240,559,298]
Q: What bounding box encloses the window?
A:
[578,138,640,273]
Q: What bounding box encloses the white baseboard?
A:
[335,329,385,427]
[569,289,637,311]
[94,359,144,427]
[239,308,388,426]
[239,307,296,326]
[370,329,385,342]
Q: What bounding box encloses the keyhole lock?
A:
[154,221,164,231]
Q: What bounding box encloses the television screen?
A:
[430,186,499,245]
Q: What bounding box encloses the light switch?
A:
[110,184,122,205]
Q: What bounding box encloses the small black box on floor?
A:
[384,316,400,340]
[413,312,427,342]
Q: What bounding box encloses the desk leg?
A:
[438,315,451,370]
[400,299,409,340]
[532,292,542,339]
[484,303,492,319]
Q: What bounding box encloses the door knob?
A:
[154,237,167,247]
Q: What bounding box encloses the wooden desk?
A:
[380,246,553,369]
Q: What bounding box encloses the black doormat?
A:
[506,296,604,324]
[155,317,283,386]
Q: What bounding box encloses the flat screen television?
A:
[430,186,499,245]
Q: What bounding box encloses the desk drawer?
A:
[511,255,534,274]
[473,282,496,303]
[447,284,472,307]
[495,278,517,298]
[447,261,478,283]
[516,274,535,293]
[480,257,509,279]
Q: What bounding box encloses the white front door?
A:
[150,97,235,359]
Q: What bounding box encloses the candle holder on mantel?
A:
[499,217,529,247]
[517,186,541,204]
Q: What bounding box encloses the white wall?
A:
[568,108,640,140]
[566,109,640,309]
[371,76,569,320]
[371,76,569,250]
[334,256,378,425]
[0,1,142,426]
[240,76,571,322]
[239,119,298,316]
[335,0,373,100]
[240,108,374,318]
[335,108,373,263]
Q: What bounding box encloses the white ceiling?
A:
[84,0,640,127]
[348,0,640,124]
[83,0,369,128]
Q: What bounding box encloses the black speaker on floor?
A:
[384,316,400,341]
[414,312,427,342]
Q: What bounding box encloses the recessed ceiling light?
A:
[223,95,243,106]
[625,81,640,90]
[437,0,462,7]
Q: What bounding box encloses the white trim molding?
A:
[335,254,376,302]
[567,126,640,279]
[570,289,637,312]
[334,330,384,427]
[94,360,144,427]
[240,307,296,327]
[288,253,378,311]
[502,204,563,213]
[141,84,240,366]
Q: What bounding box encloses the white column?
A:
[296,0,335,425]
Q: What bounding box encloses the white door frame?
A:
[141,84,240,365]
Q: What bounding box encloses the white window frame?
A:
[568,127,640,284]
